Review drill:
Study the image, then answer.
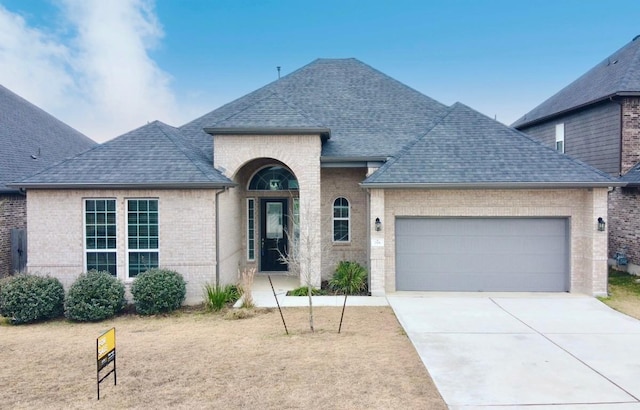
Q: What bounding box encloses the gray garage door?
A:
[396,218,569,292]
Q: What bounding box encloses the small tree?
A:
[278,197,322,333]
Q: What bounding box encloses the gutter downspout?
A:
[215,187,228,286]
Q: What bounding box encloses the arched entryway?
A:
[240,160,299,272]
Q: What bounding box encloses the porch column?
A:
[299,179,322,288]
[590,188,609,296]
[369,188,385,296]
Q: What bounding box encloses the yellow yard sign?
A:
[97,328,115,361]
[96,327,117,400]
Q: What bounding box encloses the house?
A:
[513,36,640,273]
[12,58,618,303]
[0,85,96,277]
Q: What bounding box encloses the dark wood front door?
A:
[260,198,288,271]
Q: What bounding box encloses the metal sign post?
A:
[96,327,117,400]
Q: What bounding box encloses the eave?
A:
[360,181,625,189]
[8,182,238,190]
[204,127,331,141]
[514,92,640,129]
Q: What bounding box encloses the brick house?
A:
[513,36,640,273]
[12,59,618,303]
[0,85,96,277]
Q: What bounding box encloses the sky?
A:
[1,0,639,143]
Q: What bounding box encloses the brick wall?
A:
[0,194,27,277]
[213,134,322,286]
[377,188,609,296]
[621,97,640,174]
[609,187,640,265]
[320,168,369,280]
[26,189,217,304]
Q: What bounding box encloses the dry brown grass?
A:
[0,306,446,409]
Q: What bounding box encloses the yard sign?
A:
[96,327,117,400]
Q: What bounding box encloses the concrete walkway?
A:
[388,293,640,409]
[234,275,388,307]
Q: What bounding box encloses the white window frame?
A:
[247,198,256,261]
[126,198,159,280]
[555,123,565,153]
[332,197,351,243]
[84,198,117,276]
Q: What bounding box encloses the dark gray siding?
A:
[519,102,621,176]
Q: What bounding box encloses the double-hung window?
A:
[127,199,159,278]
[85,199,117,275]
[333,197,350,242]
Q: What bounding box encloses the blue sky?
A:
[1,0,639,142]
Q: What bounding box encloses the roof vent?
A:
[634,34,640,41]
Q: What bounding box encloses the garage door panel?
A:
[398,272,566,292]
[395,218,569,292]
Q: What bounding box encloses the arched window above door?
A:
[248,166,298,191]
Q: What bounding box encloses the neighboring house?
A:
[513,36,640,273]
[0,85,96,277]
[12,58,618,304]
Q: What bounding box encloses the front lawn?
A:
[0,307,446,409]
[599,269,640,320]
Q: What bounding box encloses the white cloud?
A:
[0,1,190,142]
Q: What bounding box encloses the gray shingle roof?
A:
[620,162,640,185]
[180,58,450,159]
[513,36,640,128]
[0,84,96,193]
[15,121,233,188]
[15,58,618,189]
[364,103,616,187]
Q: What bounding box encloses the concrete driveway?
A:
[388,294,640,409]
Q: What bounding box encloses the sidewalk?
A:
[234,275,388,308]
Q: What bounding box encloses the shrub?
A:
[329,261,368,295]
[288,286,326,296]
[203,283,239,311]
[131,268,186,315]
[64,270,126,321]
[0,274,65,324]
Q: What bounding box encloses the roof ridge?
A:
[366,105,456,182]
[0,84,94,145]
[154,122,224,182]
[178,59,330,130]
[619,39,640,89]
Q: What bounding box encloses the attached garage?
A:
[395,218,569,292]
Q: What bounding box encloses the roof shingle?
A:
[0,84,96,193]
[513,36,640,128]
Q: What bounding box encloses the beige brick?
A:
[377,188,609,296]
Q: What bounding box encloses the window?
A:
[127,199,159,278]
[247,198,255,261]
[248,166,298,191]
[85,199,117,275]
[555,123,565,153]
[333,197,350,242]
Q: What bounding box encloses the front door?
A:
[260,198,288,271]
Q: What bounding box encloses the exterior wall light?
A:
[375,217,382,232]
[597,217,606,232]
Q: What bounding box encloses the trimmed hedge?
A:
[65,270,126,322]
[131,268,186,315]
[0,274,65,324]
